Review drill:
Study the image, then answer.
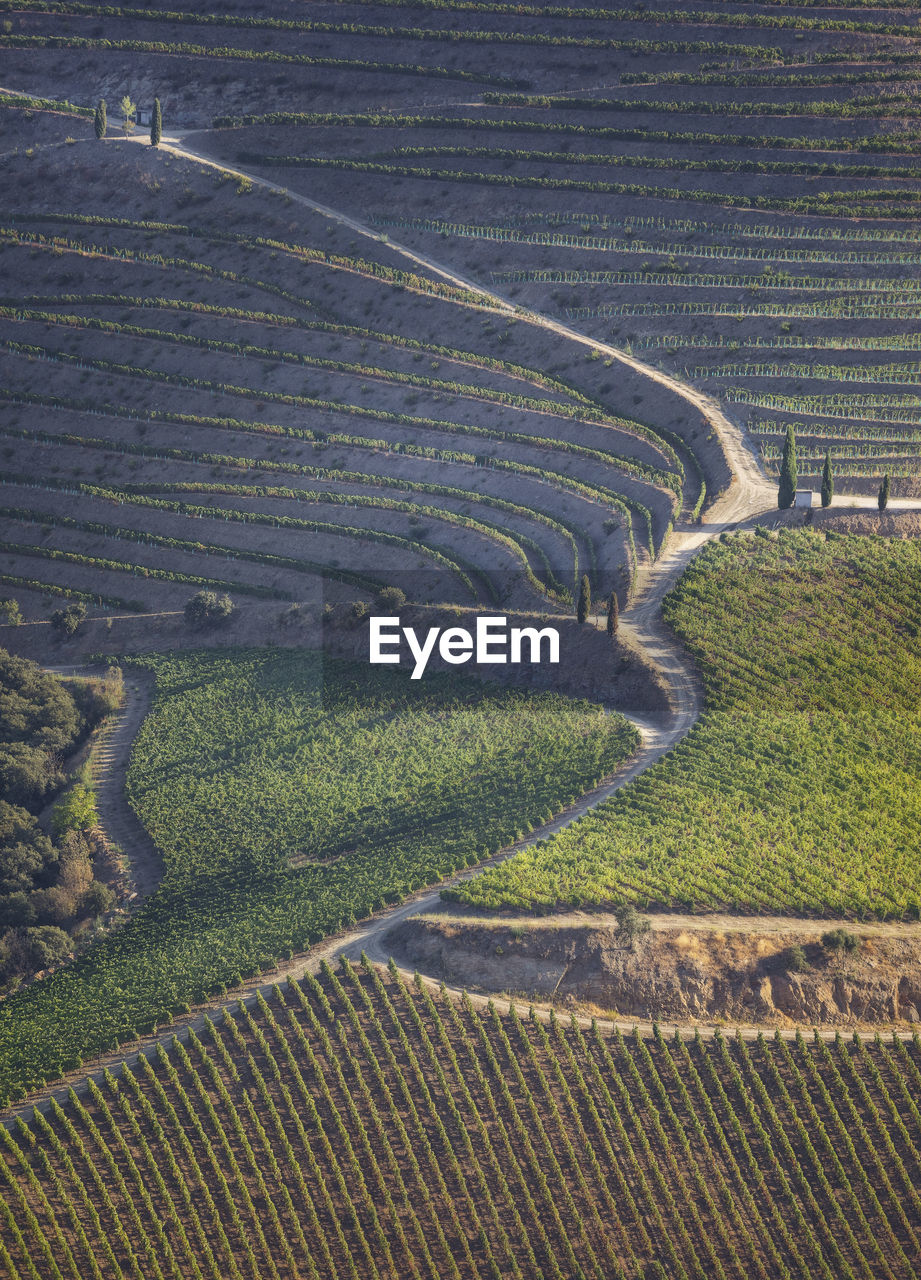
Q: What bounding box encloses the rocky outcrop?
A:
[389,915,921,1028]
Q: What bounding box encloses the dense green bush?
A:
[50,601,87,639]
[822,928,859,953]
[0,802,55,896]
[0,650,82,752]
[183,590,236,630]
[50,783,99,837]
[0,654,120,988]
[1,925,71,973]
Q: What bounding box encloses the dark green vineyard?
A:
[0,648,635,1102]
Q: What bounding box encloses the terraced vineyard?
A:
[455,528,921,919]
[0,184,686,622]
[0,63,712,631]
[18,0,912,624]
[167,0,921,495]
[3,957,921,1280]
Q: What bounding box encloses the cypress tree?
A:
[576,574,591,624]
[606,590,619,639]
[94,99,106,139]
[777,424,797,509]
[878,472,890,511]
[150,97,161,147]
[820,450,833,508]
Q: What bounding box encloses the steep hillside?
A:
[0,106,691,626]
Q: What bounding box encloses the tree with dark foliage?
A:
[777,425,797,509]
[184,590,235,629]
[606,590,619,639]
[576,575,591,624]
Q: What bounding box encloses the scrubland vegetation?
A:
[0,652,120,992]
[454,530,921,918]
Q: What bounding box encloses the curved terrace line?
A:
[2,113,919,1127]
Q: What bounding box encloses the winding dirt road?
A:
[4,464,912,1133]
[4,113,921,1127]
[44,668,164,899]
[139,128,776,513]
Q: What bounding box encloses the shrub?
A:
[375,586,407,610]
[0,801,55,894]
[50,602,87,639]
[786,943,809,972]
[279,603,303,627]
[82,881,115,917]
[18,925,71,972]
[0,650,83,753]
[821,927,859,953]
[50,783,99,837]
[29,886,74,927]
[0,743,65,809]
[614,902,650,948]
[184,590,236,629]
[0,891,36,929]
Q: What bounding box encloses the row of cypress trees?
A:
[93,97,161,145]
[574,421,893,636]
[778,424,890,511]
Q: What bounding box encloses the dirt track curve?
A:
[3,119,921,1125]
[44,668,164,899]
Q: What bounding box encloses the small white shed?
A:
[794,490,816,508]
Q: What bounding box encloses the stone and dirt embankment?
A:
[387,909,921,1031]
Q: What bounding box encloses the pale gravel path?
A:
[405,905,921,941]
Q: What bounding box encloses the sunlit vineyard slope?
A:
[453,529,921,918]
[3,957,921,1279]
